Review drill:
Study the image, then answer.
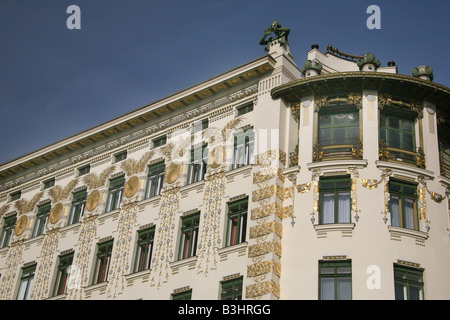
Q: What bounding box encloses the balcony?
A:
[379,139,425,169]
[313,138,363,162]
[440,149,450,178]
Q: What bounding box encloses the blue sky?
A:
[0,0,449,165]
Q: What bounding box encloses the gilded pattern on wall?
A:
[0,239,25,300]
[30,228,60,300]
[106,198,139,298]
[246,149,282,300]
[150,185,180,288]
[196,170,225,275]
[66,213,98,300]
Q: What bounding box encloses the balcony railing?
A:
[313,138,363,162]
[379,139,425,169]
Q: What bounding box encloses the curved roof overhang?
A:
[271,72,450,120]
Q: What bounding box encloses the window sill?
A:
[170,255,198,274]
[376,161,434,180]
[388,225,428,240]
[307,159,367,171]
[218,241,248,258]
[313,223,355,233]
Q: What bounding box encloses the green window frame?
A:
[152,135,167,148]
[145,162,165,199]
[319,176,351,224]
[389,180,418,230]
[172,290,192,300]
[9,190,21,202]
[226,198,248,247]
[68,190,87,225]
[0,214,17,248]
[318,110,359,146]
[105,176,125,212]
[134,227,155,273]
[380,113,415,152]
[319,260,352,300]
[187,145,208,185]
[33,203,51,237]
[17,264,36,300]
[233,129,254,169]
[394,265,424,300]
[221,277,243,300]
[178,213,200,260]
[53,252,74,296]
[78,165,90,176]
[93,240,114,284]
[114,151,127,163]
[43,178,55,190]
[237,102,253,117]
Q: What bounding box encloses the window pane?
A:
[380,128,386,142]
[334,127,346,145]
[389,117,400,129]
[347,126,359,142]
[320,278,335,300]
[395,282,406,300]
[409,285,423,300]
[380,114,386,127]
[403,134,414,151]
[322,193,335,224]
[348,112,359,124]
[388,131,400,148]
[390,195,401,227]
[337,192,350,223]
[337,278,352,300]
[320,267,335,275]
[402,119,413,132]
[404,198,416,230]
[334,114,347,126]
[319,114,332,126]
[319,128,332,145]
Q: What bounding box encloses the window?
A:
[43,178,55,190]
[114,151,127,163]
[68,190,87,225]
[53,252,74,296]
[233,129,254,169]
[193,119,208,133]
[105,176,125,212]
[394,265,424,300]
[172,290,192,300]
[178,213,200,260]
[9,191,21,202]
[319,176,351,224]
[380,113,416,164]
[93,240,113,284]
[226,198,248,246]
[0,214,17,248]
[145,162,165,198]
[221,277,243,300]
[187,145,208,185]
[134,227,155,273]
[237,102,253,116]
[78,165,90,176]
[319,111,359,146]
[319,260,352,300]
[152,135,167,148]
[33,203,51,237]
[17,264,36,300]
[389,180,418,230]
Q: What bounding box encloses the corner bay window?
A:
[389,180,418,230]
[178,213,200,260]
[319,260,352,300]
[319,176,351,224]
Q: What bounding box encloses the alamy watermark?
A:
[366,5,381,30]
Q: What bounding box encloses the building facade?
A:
[1,23,450,300]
